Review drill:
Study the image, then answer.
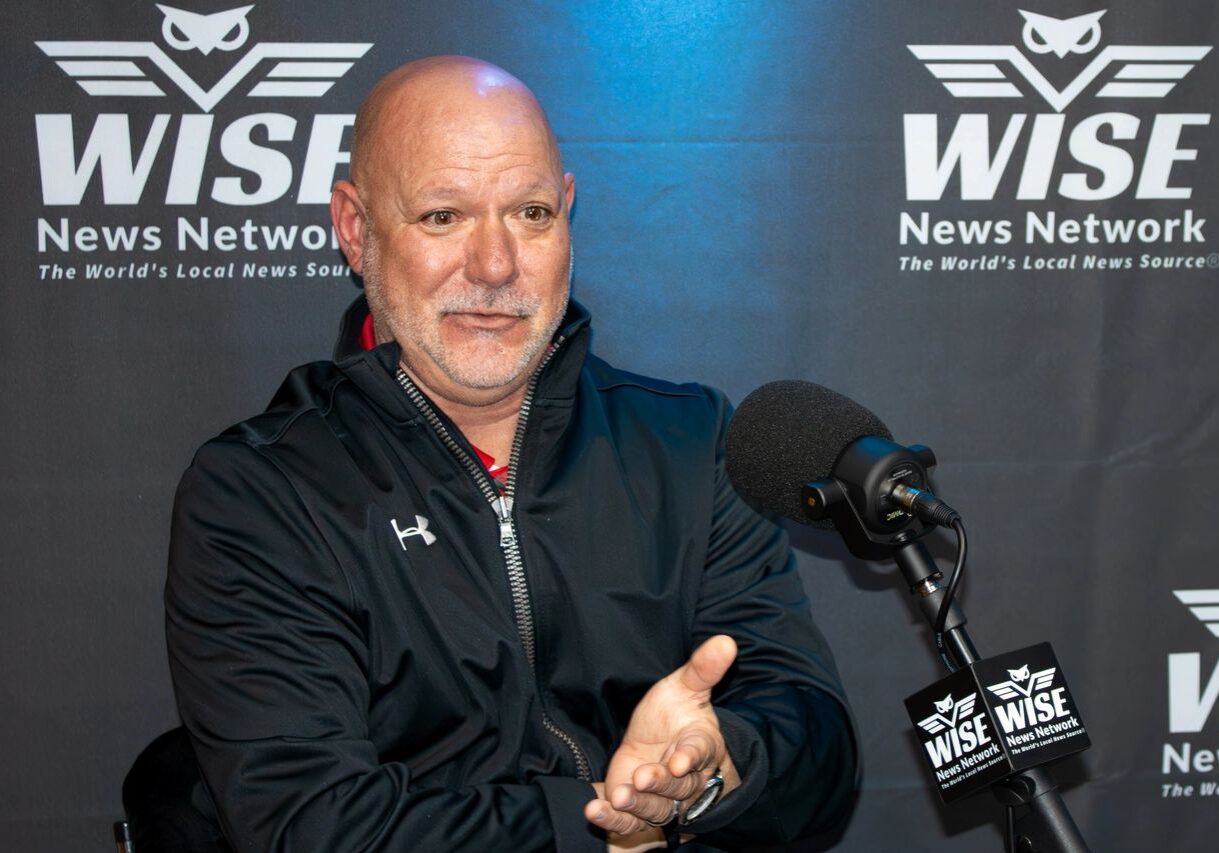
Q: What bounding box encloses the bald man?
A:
[166,57,856,852]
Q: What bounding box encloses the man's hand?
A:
[584,635,742,841]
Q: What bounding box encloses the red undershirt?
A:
[362,313,509,481]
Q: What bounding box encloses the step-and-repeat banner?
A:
[3,1,1217,850]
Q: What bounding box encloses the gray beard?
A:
[360,231,571,391]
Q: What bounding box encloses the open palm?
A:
[586,635,741,840]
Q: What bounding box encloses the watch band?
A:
[663,818,681,850]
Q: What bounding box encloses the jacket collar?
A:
[333,293,373,362]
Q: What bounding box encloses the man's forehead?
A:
[407,172,563,202]
[380,107,561,191]
[383,92,552,153]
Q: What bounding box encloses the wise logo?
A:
[984,662,1085,759]
[1168,590,1219,735]
[1160,590,1219,796]
[903,8,1212,203]
[34,3,373,207]
[907,678,1010,802]
[916,692,994,771]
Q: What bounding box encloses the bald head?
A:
[349,56,563,191]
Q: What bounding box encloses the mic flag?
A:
[905,643,1090,803]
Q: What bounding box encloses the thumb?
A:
[677,635,738,695]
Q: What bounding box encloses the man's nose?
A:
[464,218,519,287]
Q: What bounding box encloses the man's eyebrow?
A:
[516,182,562,199]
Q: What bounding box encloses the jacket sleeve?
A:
[683,391,859,847]
[165,440,603,853]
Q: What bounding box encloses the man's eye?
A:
[423,210,456,227]
[522,206,552,223]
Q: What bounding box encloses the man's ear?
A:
[330,180,368,273]
[563,172,576,216]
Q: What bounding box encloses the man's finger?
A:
[678,634,738,694]
[632,762,712,802]
[583,798,646,835]
[609,784,679,826]
[666,726,717,778]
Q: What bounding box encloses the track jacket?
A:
[165,298,857,852]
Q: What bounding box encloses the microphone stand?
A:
[890,534,1090,853]
[800,436,1090,851]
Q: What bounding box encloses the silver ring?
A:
[644,798,680,828]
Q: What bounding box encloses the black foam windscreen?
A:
[726,380,893,528]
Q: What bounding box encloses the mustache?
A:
[438,289,541,317]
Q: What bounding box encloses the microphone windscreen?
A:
[726,380,892,527]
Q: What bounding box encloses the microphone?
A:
[727,383,1095,849]
[725,380,958,559]
[724,380,892,529]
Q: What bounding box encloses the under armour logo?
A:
[392,515,436,548]
[157,4,253,55]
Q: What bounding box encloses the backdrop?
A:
[3,1,1218,850]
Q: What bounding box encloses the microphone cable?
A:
[933,517,967,672]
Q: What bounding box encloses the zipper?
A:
[394,341,592,782]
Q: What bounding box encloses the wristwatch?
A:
[680,768,725,825]
[656,768,725,847]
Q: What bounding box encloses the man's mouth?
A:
[447,312,526,332]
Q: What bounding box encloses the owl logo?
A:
[1019,10,1106,58]
[908,8,1211,112]
[987,665,1057,700]
[36,5,371,112]
[156,4,254,55]
[918,692,977,734]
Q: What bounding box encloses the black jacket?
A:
[165,299,857,852]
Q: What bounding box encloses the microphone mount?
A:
[802,436,951,560]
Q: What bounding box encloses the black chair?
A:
[118,727,232,852]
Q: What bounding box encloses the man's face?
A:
[355,89,575,402]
